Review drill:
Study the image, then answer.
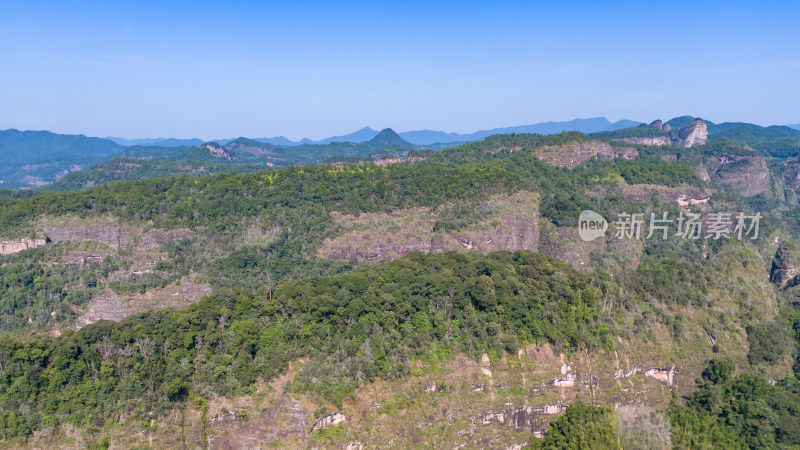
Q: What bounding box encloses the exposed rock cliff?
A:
[74,278,212,329]
[39,215,142,251]
[784,156,800,191]
[439,192,539,255]
[211,395,308,449]
[318,208,437,262]
[201,142,236,160]
[618,182,712,206]
[705,154,771,197]
[73,289,130,329]
[535,141,635,169]
[318,192,540,263]
[770,246,800,285]
[622,136,672,146]
[0,237,47,255]
[676,119,708,147]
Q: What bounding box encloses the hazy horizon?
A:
[1,0,798,141]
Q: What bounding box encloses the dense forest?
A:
[1,129,800,447]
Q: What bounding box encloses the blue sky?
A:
[1,0,798,140]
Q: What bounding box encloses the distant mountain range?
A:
[105,117,643,148]
[105,137,205,147]
[1,129,123,165]
[3,116,799,189]
[395,118,641,145]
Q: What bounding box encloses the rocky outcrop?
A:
[74,278,212,329]
[622,136,672,146]
[677,119,708,147]
[649,120,663,130]
[319,192,540,264]
[645,366,676,386]
[517,344,557,361]
[708,154,771,197]
[536,141,625,169]
[372,154,429,167]
[201,142,235,160]
[675,195,710,207]
[54,248,110,265]
[614,366,642,379]
[445,210,539,255]
[479,404,557,435]
[39,216,141,251]
[0,238,47,255]
[136,228,194,252]
[311,412,347,433]
[319,208,436,262]
[770,246,800,285]
[73,289,131,329]
[784,156,800,191]
[211,395,307,449]
[618,183,712,206]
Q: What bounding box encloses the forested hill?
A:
[4,117,800,191]
[0,129,124,165]
[1,128,800,447]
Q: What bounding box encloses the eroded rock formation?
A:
[622,136,672,146]
[74,278,212,329]
[0,238,47,255]
[311,412,347,433]
[770,246,800,285]
[318,192,540,264]
[73,289,131,330]
[39,215,141,251]
[211,395,307,449]
[707,154,771,197]
[201,142,235,160]
[536,142,635,169]
[677,119,708,147]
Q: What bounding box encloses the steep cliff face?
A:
[535,142,636,169]
[39,216,142,251]
[0,238,47,255]
[211,395,308,449]
[73,289,132,329]
[784,156,800,191]
[622,136,672,146]
[74,278,212,329]
[444,209,539,255]
[705,154,771,197]
[318,192,540,263]
[14,219,208,329]
[770,246,800,285]
[318,208,437,262]
[677,119,708,147]
[618,182,712,206]
[201,142,235,160]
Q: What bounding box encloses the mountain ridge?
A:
[100,117,644,148]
